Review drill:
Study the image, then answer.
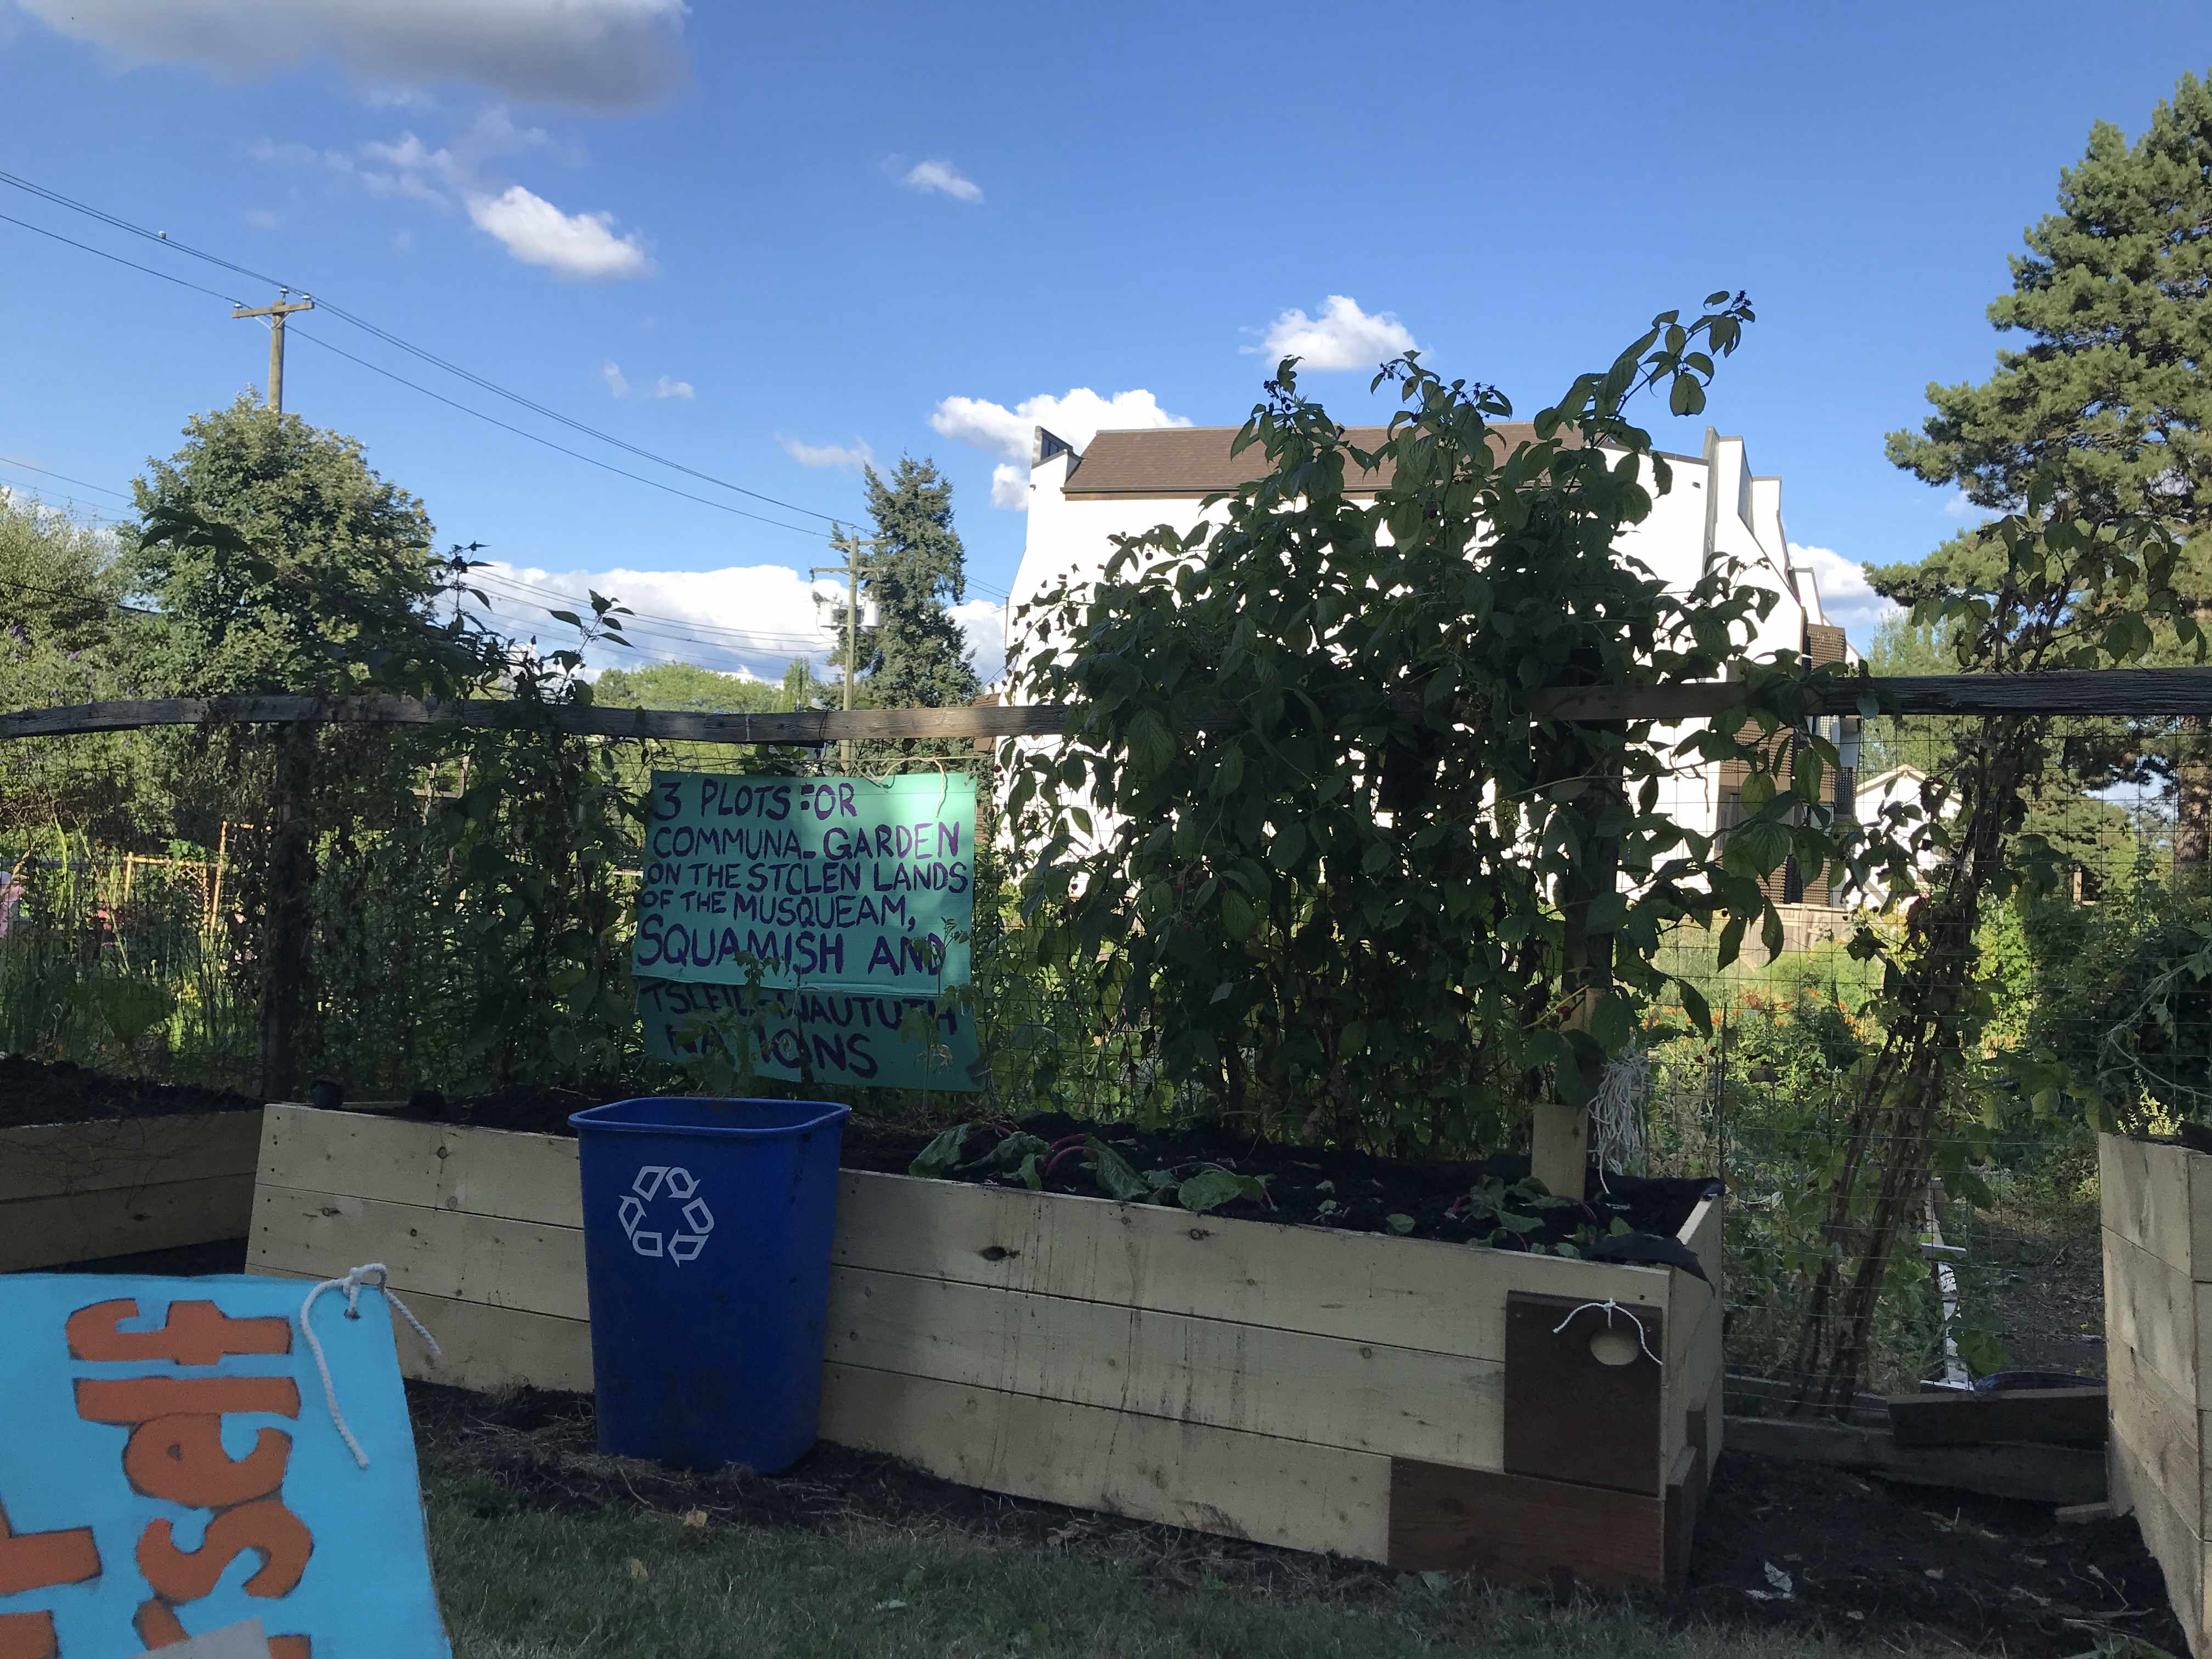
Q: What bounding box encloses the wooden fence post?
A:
[257,726,315,1102]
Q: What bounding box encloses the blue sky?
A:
[2,1,2208,680]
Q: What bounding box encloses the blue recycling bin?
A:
[570,1096,851,1471]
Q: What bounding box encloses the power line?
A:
[0,170,844,527]
[286,328,828,537]
[0,456,133,501]
[0,210,247,306]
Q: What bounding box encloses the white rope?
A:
[1551,1297,1661,1366]
[298,1263,441,1470]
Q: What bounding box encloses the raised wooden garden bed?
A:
[2102,1131,2212,1657]
[249,1102,1723,1587]
[0,1108,262,1271]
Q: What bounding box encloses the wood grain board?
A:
[2100,1132,2212,1655]
[826,1264,1506,1467]
[250,1104,1718,1577]
[1,1173,256,1273]
[0,1109,262,1204]
[255,1265,592,1393]
[0,1109,262,1269]
[820,1362,1393,1561]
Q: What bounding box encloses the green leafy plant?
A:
[1006,296,1855,1158]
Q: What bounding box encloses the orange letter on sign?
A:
[137,1498,312,1601]
[124,1416,291,1507]
[68,1300,291,1365]
[0,1611,59,1659]
[0,1499,100,1659]
[76,1375,300,1425]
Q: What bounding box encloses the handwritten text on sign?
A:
[0,1273,451,1657]
[633,772,980,1090]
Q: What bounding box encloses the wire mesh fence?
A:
[0,709,2193,1401]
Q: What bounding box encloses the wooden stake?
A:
[1532,991,1595,1198]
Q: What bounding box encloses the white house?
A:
[1002,422,1860,909]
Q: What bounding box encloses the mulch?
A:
[408,1380,2186,1657]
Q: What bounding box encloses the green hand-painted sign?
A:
[633,771,981,1090]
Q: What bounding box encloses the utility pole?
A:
[811,526,869,767]
[232,291,315,414]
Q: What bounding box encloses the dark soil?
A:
[839,1111,1718,1254]
[367,1084,1717,1254]
[410,1380,2183,1657]
[0,1056,259,1130]
[1689,1444,2184,1656]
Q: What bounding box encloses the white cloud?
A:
[900,159,983,203]
[1790,543,1897,634]
[1250,295,1418,372]
[18,0,687,111]
[466,184,650,279]
[930,387,1192,510]
[243,208,281,229]
[951,598,1007,686]
[472,559,1006,685]
[935,387,1190,464]
[606,362,692,399]
[781,436,874,472]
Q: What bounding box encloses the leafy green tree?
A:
[781,656,829,709]
[833,458,980,709]
[0,498,166,840]
[595,662,783,714]
[1877,70,2212,859]
[129,394,464,697]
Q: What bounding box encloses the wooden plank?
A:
[1678,1195,1724,1293]
[2101,1133,2199,1269]
[0,1110,261,1204]
[0,695,1074,744]
[258,1105,580,1226]
[1504,1292,1665,1495]
[1886,1387,2107,1448]
[19,671,2212,747]
[254,1266,592,1393]
[0,1173,253,1272]
[817,1362,1391,1562]
[824,1265,1503,1468]
[2105,1227,2199,1404]
[1720,1415,2106,1505]
[1385,1459,1667,1587]
[248,1184,585,1321]
[1531,670,2212,722]
[2114,1434,2207,1659]
[831,1171,1668,1361]
[2107,1336,2202,1533]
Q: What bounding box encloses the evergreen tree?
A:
[1874,69,2212,863]
[1884,69,2212,530]
[831,456,981,708]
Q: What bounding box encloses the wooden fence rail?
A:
[8,670,2212,743]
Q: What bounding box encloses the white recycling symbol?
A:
[617,1164,714,1265]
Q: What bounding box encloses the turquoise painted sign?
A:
[0,1273,450,1658]
[633,771,982,1090]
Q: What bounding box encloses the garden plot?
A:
[0,1060,263,1271]
[249,1101,1722,1589]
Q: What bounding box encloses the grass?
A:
[424,1474,1940,1659]
[410,1389,1971,1659]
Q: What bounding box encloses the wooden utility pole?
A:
[231,292,315,414]
[810,527,868,766]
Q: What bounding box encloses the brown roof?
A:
[1063,421,1564,499]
